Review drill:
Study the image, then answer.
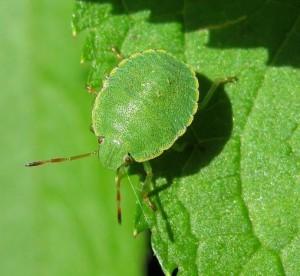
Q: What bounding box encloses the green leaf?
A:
[73,0,300,275]
[0,1,145,276]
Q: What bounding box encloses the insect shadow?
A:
[129,73,233,240]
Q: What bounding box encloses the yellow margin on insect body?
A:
[92,49,199,163]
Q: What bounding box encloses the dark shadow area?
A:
[78,0,300,68]
[146,234,165,276]
[172,268,179,276]
[145,233,179,275]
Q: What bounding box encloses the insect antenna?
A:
[115,165,127,224]
[25,150,98,167]
[117,175,122,224]
[115,167,123,224]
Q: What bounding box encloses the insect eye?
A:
[124,154,132,164]
[97,136,105,144]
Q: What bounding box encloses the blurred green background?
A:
[0,0,146,275]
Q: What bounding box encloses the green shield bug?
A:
[26,49,236,223]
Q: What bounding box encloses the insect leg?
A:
[142,161,157,211]
[111,46,124,60]
[116,164,126,224]
[199,76,237,110]
[86,85,98,95]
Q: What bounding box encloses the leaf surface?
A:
[73,0,300,274]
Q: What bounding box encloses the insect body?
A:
[92,50,199,171]
[26,49,235,224]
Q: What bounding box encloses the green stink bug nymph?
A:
[92,50,199,170]
[26,49,236,224]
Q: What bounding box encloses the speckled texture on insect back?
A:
[92,50,199,170]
